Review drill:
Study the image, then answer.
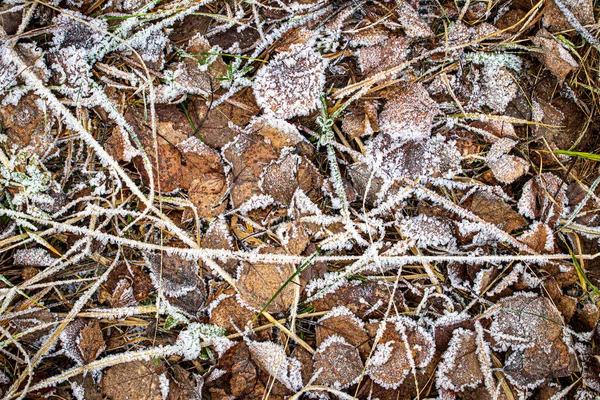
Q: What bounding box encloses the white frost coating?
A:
[398,214,456,249]
[158,373,170,400]
[436,328,482,392]
[253,43,326,119]
[235,194,275,215]
[318,306,365,330]
[247,340,303,391]
[175,323,231,360]
[486,138,529,184]
[14,248,55,267]
[70,381,85,400]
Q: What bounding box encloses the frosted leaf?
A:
[236,251,296,313]
[248,340,303,391]
[486,138,529,184]
[517,172,568,225]
[368,133,462,181]
[128,28,169,69]
[396,2,433,38]
[481,66,519,113]
[490,292,563,351]
[436,328,483,392]
[100,360,167,399]
[144,253,203,298]
[51,13,106,51]
[222,116,305,207]
[504,335,578,390]
[533,29,579,84]
[259,149,322,206]
[312,335,364,390]
[14,247,55,267]
[398,214,456,249]
[378,83,439,142]
[367,317,435,389]
[253,44,326,119]
[349,26,390,47]
[356,35,410,77]
[341,100,379,139]
[316,306,370,358]
[518,222,554,252]
[176,322,230,360]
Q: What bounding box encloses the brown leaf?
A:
[144,253,201,297]
[504,335,578,390]
[396,1,433,38]
[253,44,325,119]
[260,151,322,206]
[437,328,483,393]
[367,317,435,389]
[532,29,578,84]
[378,83,438,141]
[316,306,371,359]
[236,249,296,314]
[222,117,305,208]
[518,223,554,253]
[77,319,105,365]
[313,336,364,389]
[100,262,152,306]
[342,100,379,139]
[490,292,563,351]
[467,191,526,233]
[200,218,237,275]
[517,172,567,226]
[188,172,228,218]
[208,284,256,333]
[486,138,529,184]
[542,0,595,32]
[100,360,166,400]
[356,35,410,77]
[0,92,54,158]
[313,281,405,319]
[193,92,258,149]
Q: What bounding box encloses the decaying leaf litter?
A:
[0,0,599,398]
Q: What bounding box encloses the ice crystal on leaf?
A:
[367,133,462,181]
[518,172,568,225]
[312,335,364,390]
[378,83,439,142]
[14,248,55,267]
[367,316,435,389]
[253,43,326,119]
[436,328,483,393]
[490,292,564,351]
[247,340,303,391]
[176,323,230,360]
[486,138,529,184]
[398,214,456,249]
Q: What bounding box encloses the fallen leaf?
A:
[253,43,326,119]
[436,328,483,393]
[316,306,371,359]
[100,360,166,400]
[313,336,364,389]
[378,83,439,141]
[532,29,579,84]
[486,138,529,184]
[467,191,526,233]
[367,317,435,389]
[235,248,296,314]
[517,172,567,226]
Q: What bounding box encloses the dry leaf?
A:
[313,336,364,389]
[436,328,483,393]
[486,138,529,184]
[517,172,567,226]
[356,35,410,77]
[467,191,526,233]
[253,44,325,119]
[532,29,579,84]
[367,317,435,389]
[236,248,296,314]
[316,306,371,359]
[378,83,439,141]
[100,360,166,400]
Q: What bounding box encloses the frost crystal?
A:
[398,214,456,249]
[486,138,529,184]
[253,43,326,119]
[247,340,303,391]
[378,83,439,142]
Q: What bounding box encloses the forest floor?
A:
[0,0,600,399]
